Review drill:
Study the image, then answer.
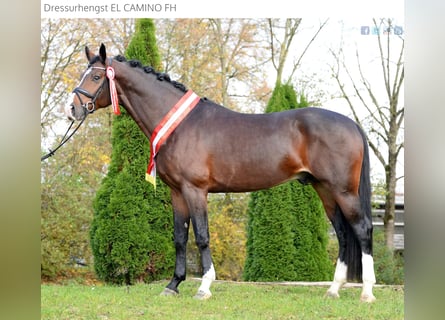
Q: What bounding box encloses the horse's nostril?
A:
[66,105,76,121]
[70,105,77,117]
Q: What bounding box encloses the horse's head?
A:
[65,44,112,121]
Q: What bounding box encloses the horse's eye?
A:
[93,75,101,81]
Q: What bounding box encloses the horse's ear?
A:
[85,46,94,62]
[99,43,107,63]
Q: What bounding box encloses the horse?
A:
[65,44,376,302]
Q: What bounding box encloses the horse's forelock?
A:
[87,56,102,67]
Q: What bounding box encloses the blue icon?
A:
[361,26,370,35]
[394,26,404,35]
[360,24,403,36]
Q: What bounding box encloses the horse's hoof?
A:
[325,290,340,299]
[160,288,178,297]
[194,290,212,300]
[360,293,376,303]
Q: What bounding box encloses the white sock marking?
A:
[198,263,216,294]
[361,253,376,300]
[327,259,347,296]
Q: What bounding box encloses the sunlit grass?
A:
[41,280,404,319]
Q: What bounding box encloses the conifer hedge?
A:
[90,19,175,285]
[244,84,333,281]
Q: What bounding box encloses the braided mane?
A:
[114,55,187,93]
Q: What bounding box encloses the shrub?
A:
[90,19,174,285]
[41,173,94,280]
[373,230,404,284]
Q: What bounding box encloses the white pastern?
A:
[361,253,376,302]
[198,263,216,295]
[362,253,376,284]
[326,259,347,297]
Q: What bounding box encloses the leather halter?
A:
[72,66,107,113]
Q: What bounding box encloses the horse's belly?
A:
[208,163,293,193]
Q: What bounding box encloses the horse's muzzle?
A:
[65,103,87,121]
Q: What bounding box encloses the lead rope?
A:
[42,59,117,161]
[41,117,86,161]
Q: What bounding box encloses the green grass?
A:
[41,280,404,319]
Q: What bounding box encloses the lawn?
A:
[41,280,404,319]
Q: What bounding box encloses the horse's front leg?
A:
[162,189,190,296]
[184,186,215,300]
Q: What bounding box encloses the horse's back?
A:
[194,105,363,158]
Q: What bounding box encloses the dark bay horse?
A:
[66,44,376,302]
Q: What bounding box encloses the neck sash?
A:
[146,90,200,189]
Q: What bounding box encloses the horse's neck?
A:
[114,63,184,137]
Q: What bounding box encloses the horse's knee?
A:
[195,233,210,250]
[173,228,188,248]
[174,239,187,252]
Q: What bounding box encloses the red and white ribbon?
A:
[146,90,200,189]
[106,66,121,115]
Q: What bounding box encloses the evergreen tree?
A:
[244,183,298,281]
[90,19,175,285]
[244,84,333,281]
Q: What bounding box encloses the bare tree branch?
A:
[267,18,302,85]
[289,19,329,80]
[374,18,392,100]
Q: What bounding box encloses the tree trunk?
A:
[383,64,401,250]
[384,148,398,250]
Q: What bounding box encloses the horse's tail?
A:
[357,124,373,255]
[334,125,372,282]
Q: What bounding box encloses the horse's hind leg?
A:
[312,185,349,299]
[337,194,376,302]
[313,186,348,298]
[326,206,349,299]
[353,222,376,303]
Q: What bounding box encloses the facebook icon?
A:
[361,26,370,35]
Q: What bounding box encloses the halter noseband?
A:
[72,66,107,113]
